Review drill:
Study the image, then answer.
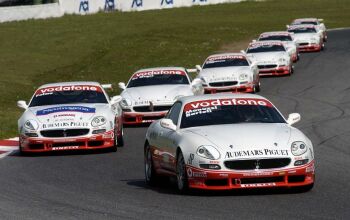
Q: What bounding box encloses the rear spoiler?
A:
[102,84,113,90]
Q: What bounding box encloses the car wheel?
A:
[255,81,261,93]
[145,144,157,186]
[117,125,124,147]
[176,151,189,193]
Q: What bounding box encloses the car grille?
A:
[224,158,291,170]
[133,105,172,112]
[209,81,238,87]
[257,64,277,69]
[298,43,309,46]
[40,129,90,138]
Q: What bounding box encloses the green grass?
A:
[0,0,349,138]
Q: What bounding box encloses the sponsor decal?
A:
[249,42,283,48]
[241,183,276,188]
[187,168,207,178]
[132,0,143,8]
[52,146,79,150]
[161,0,173,5]
[206,55,245,62]
[225,149,288,159]
[53,114,76,118]
[35,85,102,97]
[288,25,315,31]
[37,106,95,116]
[132,69,186,80]
[243,172,273,177]
[184,98,272,117]
[79,0,89,12]
[104,0,115,11]
[193,0,207,2]
[42,121,89,129]
[261,33,290,38]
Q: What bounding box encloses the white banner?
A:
[0,0,248,23]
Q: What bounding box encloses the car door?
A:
[158,101,182,172]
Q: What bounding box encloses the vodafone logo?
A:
[207,55,245,62]
[36,85,101,96]
[184,98,272,112]
[132,70,186,79]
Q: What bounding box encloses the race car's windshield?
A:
[259,35,293,41]
[247,44,286,53]
[180,98,285,129]
[203,58,249,69]
[294,21,318,25]
[127,71,189,88]
[29,85,108,107]
[288,28,316,34]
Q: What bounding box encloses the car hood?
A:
[27,104,110,128]
[198,66,251,83]
[184,123,292,159]
[247,52,287,63]
[122,84,192,105]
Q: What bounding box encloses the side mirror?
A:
[160,118,177,131]
[287,113,301,125]
[252,39,257,43]
[17,100,28,110]
[240,50,246,54]
[110,95,122,105]
[195,65,202,72]
[118,82,126,90]
[191,78,204,95]
[286,25,290,28]
[318,18,324,22]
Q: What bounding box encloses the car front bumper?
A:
[204,83,255,94]
[258,65,291,76]
[122,111,168,125]
[19,130,115,152]
[186,161,315,190]
[298,43,322,52]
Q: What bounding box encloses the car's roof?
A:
[134,67,186,73]
[206,52,246,58]
[38,81,101,89]
[178,93,268,104]
[259,31,291,36]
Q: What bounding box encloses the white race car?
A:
[287,24,324,52]
[17,82,124,153]
[243,41,293,76]
[144,94,315,192]
[119,67,203,125]
[195,53,260,94]
[256,31,299,62]
[291,18,327,42]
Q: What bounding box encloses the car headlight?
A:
[200,77,208,85]
[24,120,39,131]
[120,98,132,109]
[196,145,220,160]
[278,57,288,65]
[291,141,308,156]
[239,73,248,81]
[91,116,107,127]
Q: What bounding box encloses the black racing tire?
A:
[255,81,261,93]
[117,125,124,147]
[176,151,189,194]
[144,143,158,186]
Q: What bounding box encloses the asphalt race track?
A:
[1,29,350,220]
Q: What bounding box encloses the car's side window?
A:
[166,102,182,125]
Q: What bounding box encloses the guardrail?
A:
[0,0,246,23]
